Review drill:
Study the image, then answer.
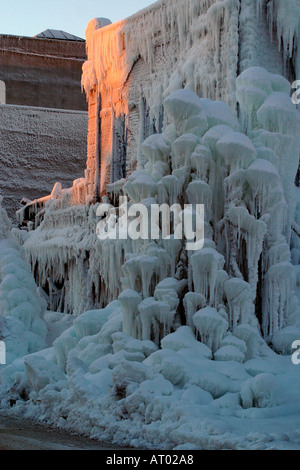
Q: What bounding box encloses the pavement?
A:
[0,415,128,450]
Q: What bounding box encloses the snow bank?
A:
[0,197,47,365]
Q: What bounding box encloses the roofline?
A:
[0,33,85,43]
[89,0,161,36]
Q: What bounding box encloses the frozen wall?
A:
[0,104,88,221]
[82,0,295,200]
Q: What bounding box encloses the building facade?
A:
[0,31,88,220]
[0,33,87,110]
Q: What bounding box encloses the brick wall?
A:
[0,35,87,111]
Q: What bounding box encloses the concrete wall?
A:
[0,104,88,221]
[0,35,87,111]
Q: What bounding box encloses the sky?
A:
[0,0,156,39]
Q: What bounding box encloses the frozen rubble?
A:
[0,65,300,449]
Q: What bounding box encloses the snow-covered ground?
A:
[1,62,300,449]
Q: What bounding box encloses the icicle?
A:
[262,261,295,339]
[171,134,199,169]
[118,289,142,337]
[224,278,254,330]
[193,307,228,352]
[183,292,206,328]
[191,248,225,306]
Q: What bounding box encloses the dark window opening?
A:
[112,114,127,183]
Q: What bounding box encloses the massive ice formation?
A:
[17,66,300,349]
[83,66,299,350]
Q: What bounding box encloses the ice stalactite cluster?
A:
[23,66,300,346]
[81,61,97,97]
[100,66,299,348]
[236,67,300,341]
[43,66,299,347]
[0,197,47,365]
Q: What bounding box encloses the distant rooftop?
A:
[34,29,85,41]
